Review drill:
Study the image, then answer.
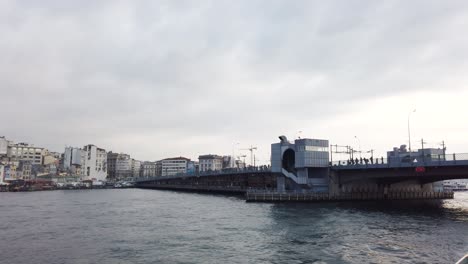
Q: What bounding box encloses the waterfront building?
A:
[0,137,8,157]
[107,152,119,180]
[187,161,196,175]
[222,156,234,169]
[63,147,84,176]
[3,163,17,181]
[142,161,157,177]
[7,142,47,165]
[387,145,445,164]
[82,144,107,181]
[17,160,32,180]
[199,154,224,172]
[161,157,190,176]
[131,159,142,178]
[42,151,61,165]
[0,164,4,184]
[156,160,162,177]
[116,154,132,179]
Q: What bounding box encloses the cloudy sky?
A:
[1,0,468,164]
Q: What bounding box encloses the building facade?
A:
[142,161,157,177]
[115,154,132,179]
[82,144,107,181]
[0,137,8,157]
[161,157,190,176]
[131,159,141,178]
[0,164,4,184]
[63,147,84,176]
[107,152,119,180]
[17,160,32,180]
[198,154,224,172]
[387,145,445,164]
[7,142,47,165]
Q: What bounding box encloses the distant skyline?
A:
[1,1,468,164]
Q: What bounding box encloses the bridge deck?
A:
[135,167,271,183]
[331,153,468,170]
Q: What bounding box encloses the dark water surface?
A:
[0,189,467,264]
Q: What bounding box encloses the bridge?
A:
[135,137,468,202]
[136,167,275,194]
[330,153,468,184]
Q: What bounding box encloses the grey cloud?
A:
[1,0,468,160]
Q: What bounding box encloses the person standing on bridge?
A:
[370,156,374,164]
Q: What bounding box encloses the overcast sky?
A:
[1,0,468,164]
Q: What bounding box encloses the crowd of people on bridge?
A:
[343,156,385,166]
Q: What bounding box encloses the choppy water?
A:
[0,190,467,264]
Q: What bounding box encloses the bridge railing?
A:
[331,153,468,169]
[135,166,272,182]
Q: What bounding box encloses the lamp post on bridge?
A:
[354,136,361,158]
[408,109,416,153]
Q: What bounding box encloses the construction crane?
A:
[240,145,257,166]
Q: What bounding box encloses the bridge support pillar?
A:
[277,175,285,193]
[327,171,341,196]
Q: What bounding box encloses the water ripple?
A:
[0,190,467,264]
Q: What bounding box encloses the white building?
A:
[199,154,224,172]
[0,137,8,157]
[161,157,190,176]
[7,142,47,165]
[142,161,158,177]
[82,144,107,181]
[0,164,5,184]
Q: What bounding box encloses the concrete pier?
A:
[245,191,454,202]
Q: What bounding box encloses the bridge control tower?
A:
[271,136,329,192]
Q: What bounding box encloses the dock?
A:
[245,191,454,202]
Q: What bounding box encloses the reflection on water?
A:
[0,190,466,264]
[268,193,468,263]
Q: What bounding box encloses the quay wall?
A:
[246,191,454,202]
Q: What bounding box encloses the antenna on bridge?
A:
[421,138,427,162]
[440,140,446,160]
[240,146,257,166]
[330,144,354,163]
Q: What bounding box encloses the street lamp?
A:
[297,130,303,139]
[408,109,416,153]
[354,136,361,158]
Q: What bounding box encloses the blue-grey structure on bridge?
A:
[271,135,468,196]
[271,136,330,192]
